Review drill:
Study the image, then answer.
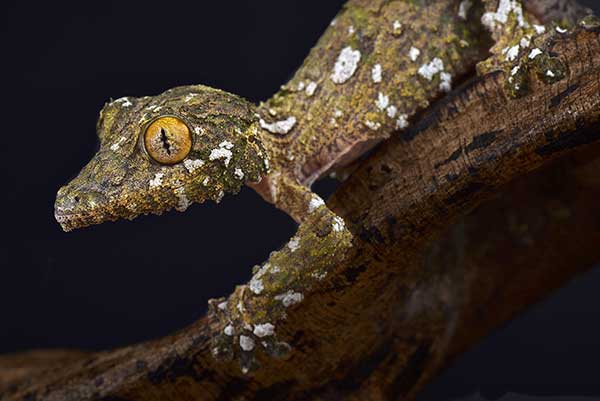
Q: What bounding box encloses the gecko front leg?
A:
[209,176,353,374]
[272,175,345,223]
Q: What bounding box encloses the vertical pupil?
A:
[160,127,171,155]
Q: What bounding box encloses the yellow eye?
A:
[144,116,192,164]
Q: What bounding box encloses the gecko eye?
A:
[144,116,192,164]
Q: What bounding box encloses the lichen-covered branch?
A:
[2,6,600,401]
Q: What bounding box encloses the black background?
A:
[1,1,599,400]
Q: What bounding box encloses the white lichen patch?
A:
[528,48,542,59]
[555,26,567,34]
[193,126,203,135]
[546,70,555,77]
[287,236,300,252]
[376,92,389,110]
[249,263,270,295]
[392,20,403,35]
[332,216,345,232]
[533,24,546,34]
[510,65,520,81]
[331,46,361,84]
[409,47,421,62]
[274,291,304,307]
[481,0,528,32]
[348,25,355,35]
[334,109,343,118]
[418,57,444,81]
[202,177,210,186]
[114,97,132,107]
[458,0,472,20]
[520,37,531,48]
[217,301,228,310]
[253,323,275,338]
[365,120,381,131]
[506,45,520,61]
[209,141,234,167]
[110,136,127,152]
[239,335,255,352]
[147,104,162,113]
[308,195,325,213]
[305,81,318,96]
[260,116,297,135]
[234,168,244,180]
[174,187,190,212]
[396,114,409,130]
[149,172,164,189]
[224,324,234,336]
[372,64,382,83]
[386,105,398,119]
[184,93,198,102]
[183,159,205,174]
[439,72,452,92]
[311,270,328,280]
[249,277,264,295]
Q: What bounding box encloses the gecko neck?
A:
[252,0,495,189]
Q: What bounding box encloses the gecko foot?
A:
[207,200,353,374]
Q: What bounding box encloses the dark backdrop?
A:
[1,1,599,400]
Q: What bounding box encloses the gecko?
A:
[55,0,514,230]
[54,0,565,370]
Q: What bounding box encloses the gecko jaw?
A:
[54,195,190,232]
[54,178,220,232]
[54,209,119,232]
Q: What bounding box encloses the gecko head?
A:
[55,84,269,231]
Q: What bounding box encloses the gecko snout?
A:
[54,187,108,231]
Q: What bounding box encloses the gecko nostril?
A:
[74,195,80,203]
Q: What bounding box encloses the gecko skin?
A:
[55,0,548,229]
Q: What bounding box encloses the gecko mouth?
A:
[54,209,120,232]
[53,191,149,232]
[54,192,188,232]
[54,180,218,232]
[54,196,190,232]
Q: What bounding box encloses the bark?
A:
[2,9,600,401]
